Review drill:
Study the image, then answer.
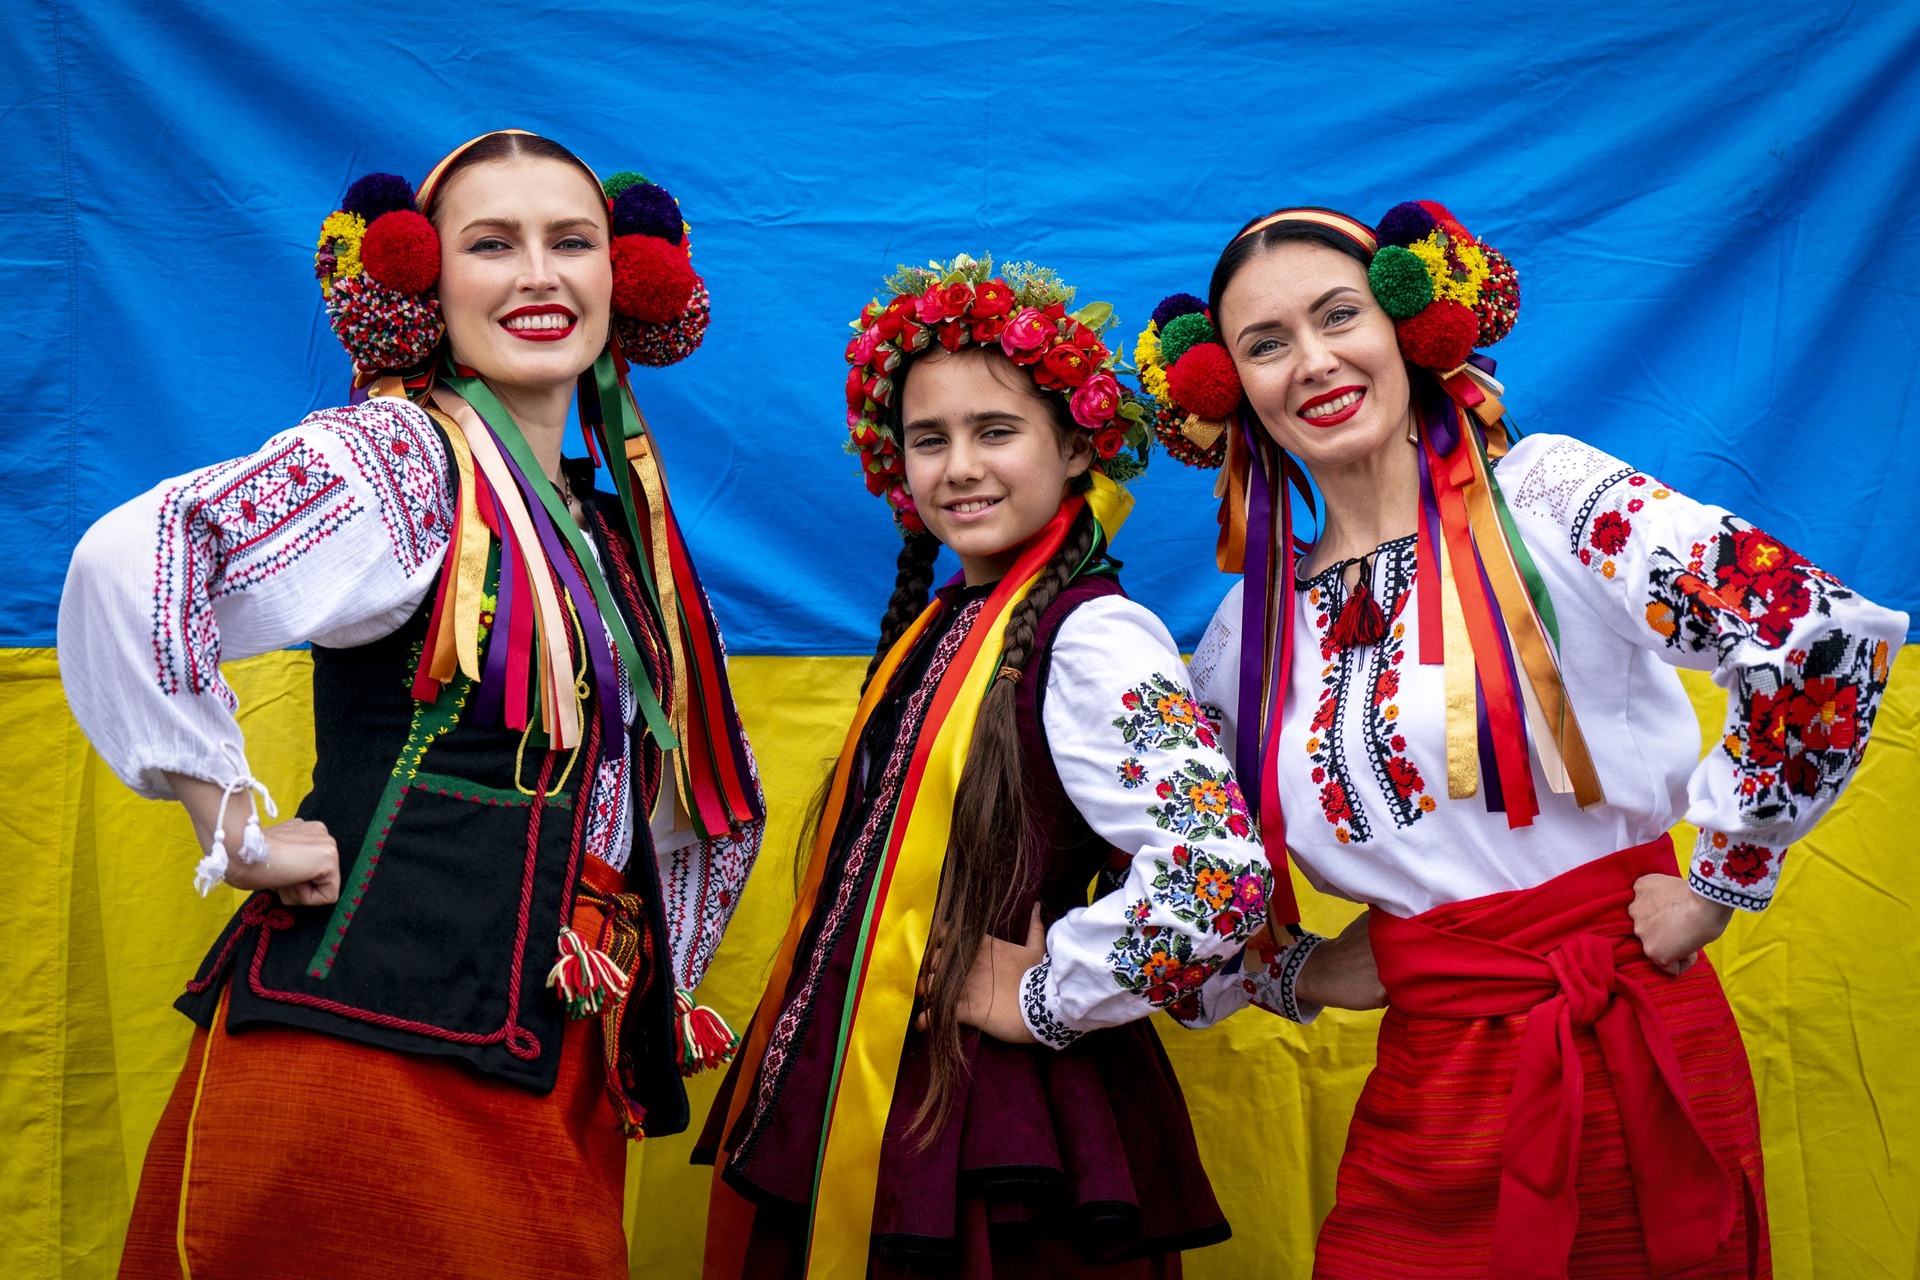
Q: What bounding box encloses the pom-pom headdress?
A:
[844,253,1152,534]
[314,142,712,382]
[1141,204,1597,937]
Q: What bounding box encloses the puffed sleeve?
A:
[1500,434,1908,909]
[58,397,453,885]
[1016,593,1279,1048]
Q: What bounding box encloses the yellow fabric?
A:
[5,645,1917,1278]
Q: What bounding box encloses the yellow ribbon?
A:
[802,474,1131,1278]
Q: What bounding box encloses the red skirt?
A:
[1315,837,1768,1280]
[119,859,633,1280]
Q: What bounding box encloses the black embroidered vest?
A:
[176,455,690,1135]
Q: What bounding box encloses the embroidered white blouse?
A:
[1183,433,1906,1023]
[1014,593,1275,1049]
[57,396,758,987]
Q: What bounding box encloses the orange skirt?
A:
[119,865,632,1280]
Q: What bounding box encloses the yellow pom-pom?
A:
[316,211,368,294]
[1408,229,1489,308]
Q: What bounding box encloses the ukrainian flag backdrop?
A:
[5,2,1918,1275]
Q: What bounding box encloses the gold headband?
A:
[1233,207,1377,254]
[413,128,605,210]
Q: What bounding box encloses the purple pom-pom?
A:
[341,173,418,222]
[1375,201,1436,249]
[611,183,684,244]
[1151,293,1207,331]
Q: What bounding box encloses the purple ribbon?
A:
[489,426,626,747]
[1472,539,1531,818]
[474,500,514,728]
[1235,418,1275,812]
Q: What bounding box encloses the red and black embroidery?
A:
[324,400,454,578]
[1357,540,1432,829]
[150,437,354,700]
[1301,535,1431,844]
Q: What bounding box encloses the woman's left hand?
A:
[917,904,1046,1045]
[1629,874,1734,976]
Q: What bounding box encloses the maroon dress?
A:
[695,573,1229,1278]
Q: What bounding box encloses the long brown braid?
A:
[912,501,1098,1141]
[862,531,942,691]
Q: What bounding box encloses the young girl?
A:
[695,255,1274,1278]
[1138,203,1905,1276]
[61,130,762,1278]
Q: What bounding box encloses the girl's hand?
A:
[1629,874,1732,976]
[1292,911,1387,1011]
[916,905,1046,1045]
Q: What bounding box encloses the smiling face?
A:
[1215,239,1415,472]
[431,155,613,394]
[899,348,1092,585]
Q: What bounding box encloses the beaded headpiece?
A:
[313,130,712,382]
[844,253,1151,533]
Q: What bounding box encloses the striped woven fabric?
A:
[1316,841,1769,1279]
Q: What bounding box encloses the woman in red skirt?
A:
[1135,204,1907,1277]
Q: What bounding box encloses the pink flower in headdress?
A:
[1070,371,1121,428]
[1000,307,1054,365]
[846,327,883,368]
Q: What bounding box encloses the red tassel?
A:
[1329,559,1388,650]
[674,988,739,1077]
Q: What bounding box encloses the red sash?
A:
[1369,836,1739,1279]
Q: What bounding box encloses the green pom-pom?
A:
[1158,311,1217,366]
[602,170,651,199]
[1368,246,1433,320]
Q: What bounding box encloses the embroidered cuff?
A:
[1020,956,1084,1050]
[1687,829,1780,912]
[1244,932,1327,1024]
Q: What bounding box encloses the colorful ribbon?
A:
[704,475,1131,1278]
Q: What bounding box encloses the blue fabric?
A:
[6,1,1917,652]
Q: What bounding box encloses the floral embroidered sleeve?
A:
[57,398,453,815]
[1503,435,1908,909]
[1017,594,1277,1047]
[1170,581,1328,1026]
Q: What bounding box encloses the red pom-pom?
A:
[610,234,696,323]
[360,211,441,295]
[1395,300,1478,369]
[1165,342,1243,419]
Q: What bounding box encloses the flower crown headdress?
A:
[313,131,713,382]
[843,253,1152,533]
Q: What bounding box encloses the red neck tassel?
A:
[1329,556,1388,650]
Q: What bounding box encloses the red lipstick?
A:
[498,304,578,342]
[1297,385,1365,428]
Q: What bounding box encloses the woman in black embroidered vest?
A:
[695,255,1273,1278]
[59,130,764,1279]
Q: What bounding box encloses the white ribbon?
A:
[191,742,280,897]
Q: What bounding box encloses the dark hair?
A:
[860,342,1094,1142]
[419,130,605,227]
[1205,212,1374,338]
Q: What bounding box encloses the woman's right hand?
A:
[167,771,342,906]
[1292,910,1387,1011]
[223,818,342,906]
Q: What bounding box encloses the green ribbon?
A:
[439,364,677,749]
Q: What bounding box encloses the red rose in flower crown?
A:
[841,253,1153,532]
